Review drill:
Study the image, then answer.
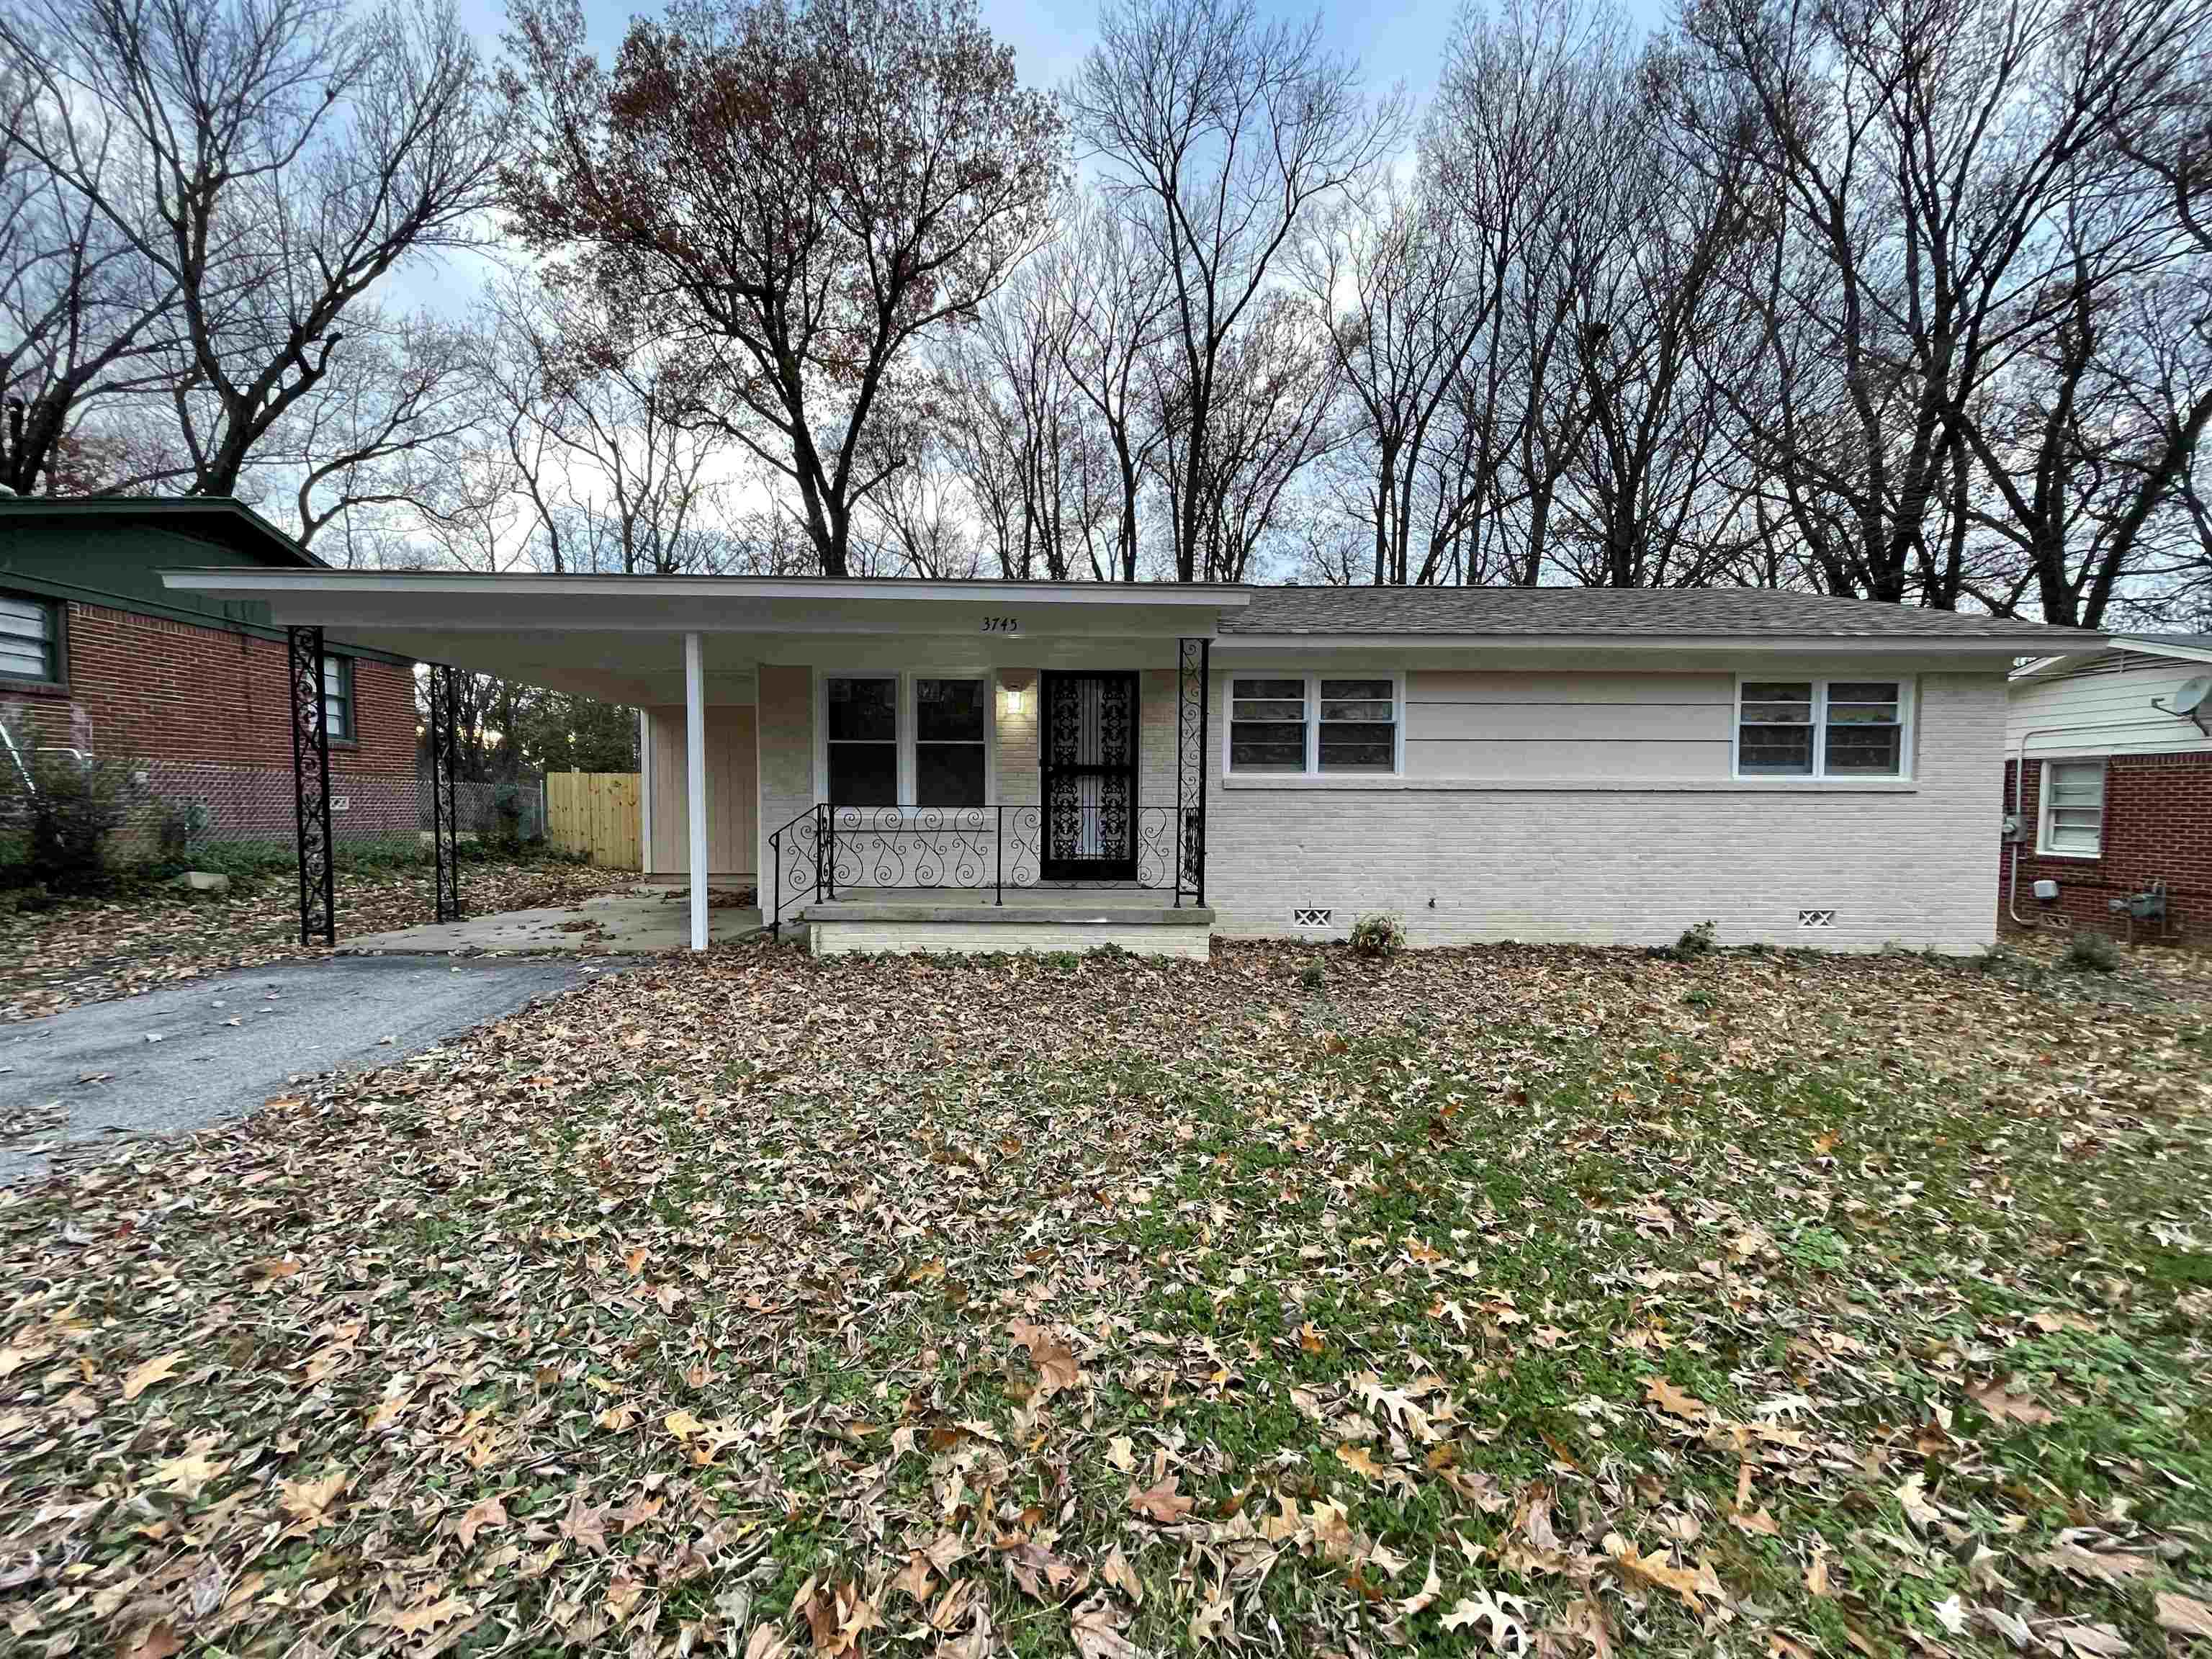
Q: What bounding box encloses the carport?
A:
[157,570,1238,953]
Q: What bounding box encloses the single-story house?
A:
[0,497,418,848]
[157,566,2097,956]
[2005,633,2212,943]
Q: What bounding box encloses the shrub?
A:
[2064,930,2121,973]
[1673,920,1718,958]
[0,732,145,895]
[1298,961,1325,990]
[1349,913,1405,959]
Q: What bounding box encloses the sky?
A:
[396,0,1677,320]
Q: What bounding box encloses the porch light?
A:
[1002,682,1025,716]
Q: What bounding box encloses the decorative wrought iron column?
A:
[428,664,464,922]
[1174,637,1210,907]
[287,626,335,947]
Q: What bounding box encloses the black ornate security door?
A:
[1041,672,1138,880]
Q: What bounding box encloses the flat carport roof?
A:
[157,570,1254,703]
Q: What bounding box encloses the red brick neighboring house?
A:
[2003,634,2212,944]
[0,496,418,848]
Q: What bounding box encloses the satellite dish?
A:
[2154,675,2212,733]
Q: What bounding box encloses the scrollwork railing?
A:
[768,802,1204,936]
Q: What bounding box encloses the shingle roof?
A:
[1219,584,2095,642]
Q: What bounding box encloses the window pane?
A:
[1739,725,1814,774]
[1318,727,1393,772]
[828,742,897,805]
[1231,698,1305,722]
[1320,679,1392,701]
[1827,681,1900,707]
[1319,698,1393,722]
[1740,700,1812,724]
[916,678,984,742]
[827,678,896,742]
[915,742,984,806]
[1,596,55,680]
[1742,681,1812,705]
[1233,678,1305,701]
[1824,724,1900,773]
[1231,723,1306,771]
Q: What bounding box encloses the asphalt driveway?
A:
[0,954,613,1185]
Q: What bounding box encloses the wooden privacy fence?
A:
[547,771,642,869]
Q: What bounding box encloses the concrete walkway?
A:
[0,955,611,1187]
[341,889,764,955]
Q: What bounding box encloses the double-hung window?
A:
[2038,760,2104,856]
[914,678,986,806]
[0,590,62,686]
[824,673,990,807]
[1735,679,1907,778]
[826,675,899,805]
[1228,675,1400,776]
[321,655,356,742]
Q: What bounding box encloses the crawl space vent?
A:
[1293,907,1331,927]
[1798,909,1836,929]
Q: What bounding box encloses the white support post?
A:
[637,707,654,875]
[684,633,709,951]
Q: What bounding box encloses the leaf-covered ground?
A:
[4,938,2211,1659]
[0,859,637,1022]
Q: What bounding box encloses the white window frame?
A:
[1223,670,1404,779]
[2037,758,2105,858]
[0,589,63,687]
[1730,675,1913,781]
[815,668,997,809]
[321,652,356,744]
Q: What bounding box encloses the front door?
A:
[1040,671,1138,880]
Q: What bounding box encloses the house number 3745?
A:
[981,615,1019,634]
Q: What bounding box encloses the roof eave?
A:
[1219,631,2087,655]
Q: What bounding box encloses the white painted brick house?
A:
[160,570,2098,956]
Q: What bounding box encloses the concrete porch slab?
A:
[343,889,765,955]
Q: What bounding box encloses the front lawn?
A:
[0,851,636,1021]
[3,940,2210,1658]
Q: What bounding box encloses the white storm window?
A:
[2039,761,2105,856]
[1735,679,1909,779]
[1228,675,1401,776]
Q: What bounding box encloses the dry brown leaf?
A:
[2157,1593,2212,1639]
[1644,1376,1708,1422]
[1967,1379,2056,1427]
[1128,1475,1194,1524]
[121,1351,186,1401]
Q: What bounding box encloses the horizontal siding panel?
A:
[2008,662,2212,757]
[1405,699,1732,743]
[1406,737,1732,779]
[1410,671,1734,706]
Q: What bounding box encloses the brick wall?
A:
[1,601,419,846]
[1205,670,2008,953]
[2000,752,2212,943]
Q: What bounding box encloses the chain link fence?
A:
[120,763,547,859]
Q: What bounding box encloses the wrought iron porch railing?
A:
[767,803,1204,935]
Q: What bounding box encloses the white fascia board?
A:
[1215,632,2077,656]
[2009,637,2212,682]
[159,570,1252,608]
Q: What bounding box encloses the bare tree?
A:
[501,0,1063,576]
[1298,174,1503,585]
[1,0,505,499]
[1681,0,2194,608]
[0,65,179,493]
[1067,0,1403,582]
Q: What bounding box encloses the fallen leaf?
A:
[121,1351,186,1401]
[1128,1475,1194,1524]
[456,1494,508,1549]
[2157,1594,2212,1639]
